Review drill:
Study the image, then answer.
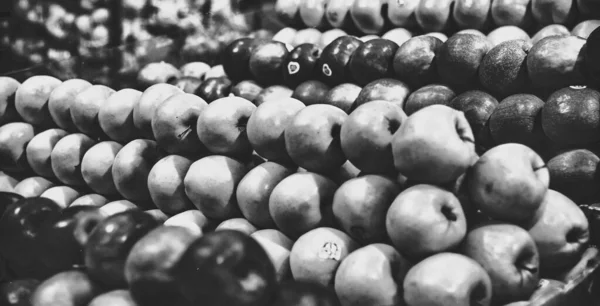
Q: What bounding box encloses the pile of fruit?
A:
[1,5,600,306]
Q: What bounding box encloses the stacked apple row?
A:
[275,0,600,36]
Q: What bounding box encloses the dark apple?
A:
[232,80,264,102]
[0,279,40,306]
[348,39,399,86]
[173,230,277,306]
[403,84,456,116]
[316,36,363,86]
[253,85,294,106]
[84,209,160,289]
[547,149,600,204]
[249,41,289,86]
[0,191,23,217]
[353,78,411,111]
[479,39,532,98]
[448,90,499,153]
[586,26,600,86]
[194,77,233,103]
[170,77,204,94]
[323,83,362,114]
[292,80,331,106]
[437,33,492,91]
[489,94,546,151]
[283,44,322,88]
[272,280,340,306]
[222,38,263,82]
[393,35,443,89]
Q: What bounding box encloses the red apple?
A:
[393,35,443,89]
[81,141,123,196]
[133,84,184,139]
[147,155,195,216]
[15,75,62,127]
[50,133,96,187]
[349,0,386,34]
[98,88,143,144]
[0,77,21,126]
[25,128,68,178]
[48,79,92,132]
[13,176,55,198]
[323,83,362,113]
[70,85,116,138]
[415,0,454,32]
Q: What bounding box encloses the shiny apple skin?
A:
[283,44,322,88]
[348,38,399,86]
[195,77,233,103]
[316,36,363,86]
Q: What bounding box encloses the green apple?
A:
[50,133,96,187]
[133,84,184,139]
[47,79,92,132]
[98,88,143,144]
[25,128,68,178]
[164,210,214,237]
[70,85,116,138]
[0,122,35,172]
[15,75,62,127]
[215,218,258,235]
[251,229,294,282]
[13,176,55,198]
[148,155,195,216]
[0,77,22,126]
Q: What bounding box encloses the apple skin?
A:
[0,77,22,126]
[272,280,340,306]
[293,28,324,47]
[15,75,62,128]
[387,184,468,260]
[273,27,299,46]
[403,253,492,306]
[437,34,492,91]
[84,209,160,289]
[232,80,264,102]
[531,0,578,26]
[253,85,294,106]
[349,0,385,35]
[325,0,354,28]
[133,84,184,140]
[0,279,40,306]
[152,93,208,157]
[541,86,600,146]
[353,78,411,111]
[215,218,258,235]
[403,84,456,116]
[392,105,478,185]
[386,0,419,27]
[489,94,546,151]
[196,96,256,160]
[88,290,138,306]
[393,35,443,91]
[547,149,600,204]
[137,62,182,88]
[285,104,348,174]
[251,229,294,282]
[183,155,248,220]
[299,0,328,28]
[223,38,265,83]
[148,155,195,216]
[323,83,361,114]
[26,128,68,178]
[70,85,116,138]
[50,133,97,187]
[283,44,322,88]
[70,193,109,208]
[571,19,600,39]
[180,62,211,80]
[332,175,401,244]
[527,190,590,272]
[347,39,399,87]
[340,100,407,174]
[453,0,492,30]
[491,0,534,29]
[30,270,101,306]
[249,41,289,86]
[462,223,540,305]
[319,29,348,50]
[316,36,363,86]
[112,139,164,208]
[48,79,92,132]
[487,25,531,47]
[81,141,123,196]
[448,90,498,153]
[335,243,412,306]
[0,172,18,193]
[172,230,277,306]
[164,210,214,237]
[40,186,82,208]
[124,225,198,306]
[98,88,143,144]
[415,0,454,32]
[269,172,338,239]
[381,28,413,47]
[0,122,35,173]
[531,24,571,44]
[479,40,532,98]
[194,77,233,103]
[13,176,55,198]
[236,161,296,229]
[468,143,549,225]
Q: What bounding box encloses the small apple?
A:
[348,39,399,86]
[0,77,22,126]
[349,0,385,34]
[403,84,456,116]
[353,78,411,111]
[25,128,68,178]
[531,0,577,26]
[180,61,211,79]
[70,85,116,138]
[316,36,363,86]
[216,218,258,235]
[15,75,62,127]
[249,40,289,86]
[547,149,600,204]
[414,0,454,32]
[323,83,361,113]
[479,40,532,98]
[437,33,492,91]
[393,35,443,89]
[462,223,540,305]
[232,80,264,102]
[133,83,184,139]
[283,44,322,88]
[164,210,214,236]
[148,155,195,216]
[81,141,123,196]
[88,290,137,306]
[70,194,109,208]
[387,0,419,27]
[48,79,92,132]
[292,80,331,105]
[253,85,294,106]
[491,0,534,29]
[285,104,348,174]
[403,253,492,306]
[50,133,96,187]
[30,270,101,306]
[0,122,35,172]
[13,176,55,198]
[137,62,181,89]
[453,0,492,30]
[40,186,82,208]
[98,88,143,144]
[223,38,265,82]
[194,77,233,103]
[392,105,477,184]
[489,94,546,150]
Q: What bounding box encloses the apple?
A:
[48,79,92,132]
[100,200,139,217]
[195,77,233,103]
[325,0,354,28]
[133,83,184,139]
[40,186,82,208]
[112,139,164,207]
[468,144,549,225]
[172,77,205,95]
[15,75,62,127]
[319,29,348,49]
[588,26,600,86]
[547,149,600,204]
[50,133,96,187]
[491,0,534,28]
[323,83,361,113]
[251,229,294,282]
[353,78,411,111]
[393,35,443,89]
[232,80,264,102]
[0,77,21,126]
[479,40,532,98]
[359,35,380,42]
[137,62,181,88]
[70,85,116,138]
[70,194,109,207]
[527,36,587,93]
[223,38,265,82]
[124,225,197,306]
[528,190,590,272]
[0,122,35,172]
[403,253,492,306]
[216,218,258,235]
[152,93,208,157]
[386,0,418,27]
[88,290,137,306]
[531,24,571,44]
[276,0,303,26]
[285,104,348,174]
[403,84,456,116]
[253,85,294,106]
[456,29,487,37]
[340,100,407,174]
[283,44,322,88]
[292,80,331,105]
[30,270,101,306]
[247,98,305,165]
[180,61,211,79]
[0,172,18,193]
[25,128,68,178]
[196,96,256,159]
[81,141,123,196]
[422,32,448,42]
[273,27,299,46]
[236,161,296,229]
[269,172,338,239]
[148,155,194,216]
[249,40,289,86]
[316,36,363,86]
[381,29,412,47]
[0,279,40,306]
[541,86,600,146]
[164,210,214,237]
[204,65,227,80]
[489,94,546,150]
[414,0,454,32]
[462,223,540,305]
[98,88,143,144]
[13,176,55,198]
[555,246,599,283]
[299,0,328,28]
[349,0,385,34]
[448,90,499,153]
[453,0,492,30]
[571,19,600,39]
[348,39,399,86]
[332,175,400,244]
[184,155,248,220]
[271,280,339,306]
[290,227,359,287]
[437,33,492,91]
[531,0,577,26]
[293,28,323,46]
[392,105,477,184]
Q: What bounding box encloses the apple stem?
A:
[178,126,193,140]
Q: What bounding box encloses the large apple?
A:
[437,33,492,91]
[112,139,164,208]
[391,105,477,184]
[81,141,123,196]
[26,128,68,178]
[98,88,143,144]
[15,75,62,127]
[0,77,22,126]
[468,143,549,225]
[393,35,443,89]
[285,104,348,175]
[488,94,546,150]
[340,100,407,174]
[479,40,532,98]
[50,133,96,187]
[133,84,184,139]
[148,155,195,216]
[48,79,92,132]
[70,85,116,138]
[0,122,35,172]
[547,149,600,204]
